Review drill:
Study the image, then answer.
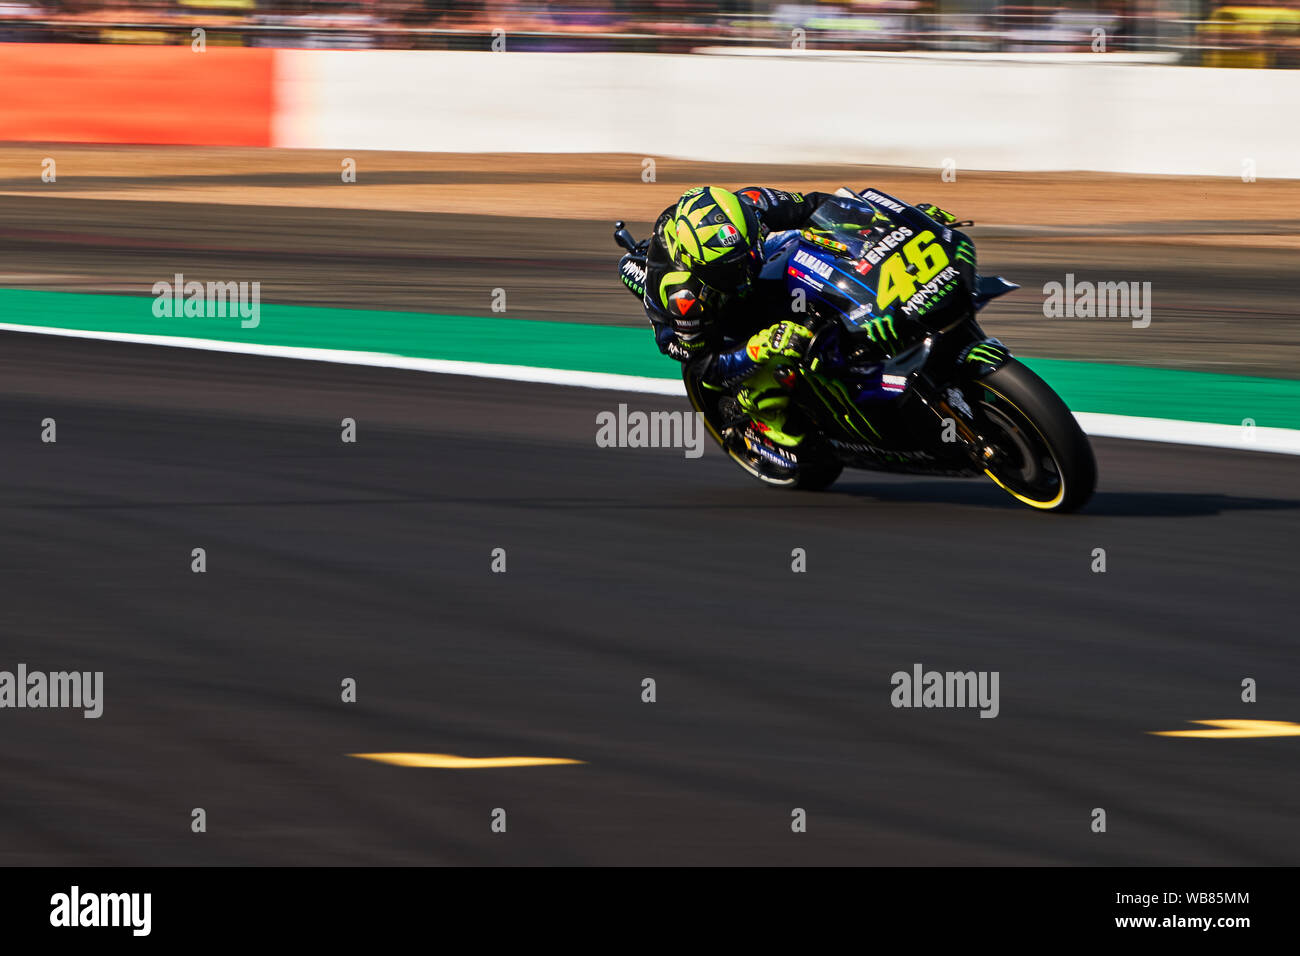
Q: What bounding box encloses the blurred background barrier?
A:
[273,49,1300,174]
[4,1,1300,68]
[3,42,1296,175]
[0,43,275,143]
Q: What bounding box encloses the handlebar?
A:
[613,220,638,253]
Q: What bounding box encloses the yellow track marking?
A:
[349,752,585,769]
[1150,719,1300,739]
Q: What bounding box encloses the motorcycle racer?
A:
[639,185,959,468]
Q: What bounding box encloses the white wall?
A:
[273,50,1300,177]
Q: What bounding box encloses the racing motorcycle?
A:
[613,187,1096,513]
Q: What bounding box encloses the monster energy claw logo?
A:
[964,343,1007,366]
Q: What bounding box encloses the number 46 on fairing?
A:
[875,231,950,310]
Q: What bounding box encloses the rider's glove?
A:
[916,202,959,225]
[746,322,813,364]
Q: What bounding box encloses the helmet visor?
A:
[695,246,763,295]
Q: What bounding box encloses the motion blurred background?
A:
[0,0,1298,66]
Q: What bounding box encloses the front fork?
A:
[909,334,1013,468]
[911,375,997,467]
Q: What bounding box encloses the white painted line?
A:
[0,322,685,395]
[2,322,1296,455]
[1074,412,1300,456]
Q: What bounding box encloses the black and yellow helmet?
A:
[663,186,763,292]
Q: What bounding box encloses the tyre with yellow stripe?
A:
[683,365,842,490]
[974,359,1096,513]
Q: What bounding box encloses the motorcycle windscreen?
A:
[806,193,976,333]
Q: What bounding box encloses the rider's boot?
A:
[736,365,804,476]
[736,363,804,447]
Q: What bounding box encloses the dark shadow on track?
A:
[1084,490,1300,518]
[827,480,1300,518]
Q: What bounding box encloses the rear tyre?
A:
[792,445,844,491]
[684,368,843,491]
[973,359,1096,513]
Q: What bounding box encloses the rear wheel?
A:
[972,360,1096,513]
[684,369,843,490]
[792,453,844,491]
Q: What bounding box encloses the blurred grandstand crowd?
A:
[0,0,1297,63]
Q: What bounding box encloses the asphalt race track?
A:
[1,332,1297,866]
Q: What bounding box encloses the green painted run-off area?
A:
[1,289,1297,430]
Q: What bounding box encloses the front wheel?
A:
[972,359,1096,513]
